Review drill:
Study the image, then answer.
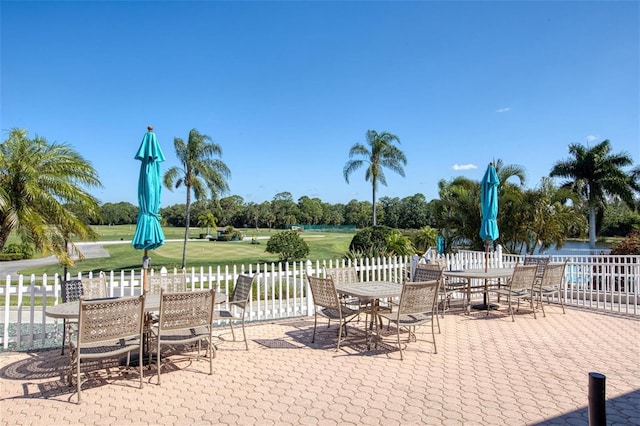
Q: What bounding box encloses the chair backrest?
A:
[413,263,443,283]
[430,258,447,270]
[80,273,108,299]
[231,274,255,307]
[509,264,539,291]
[397,280,440,316]
[540,261,567,290]
[306,275,341,312]
[324,266,359,285]
[158,289,215,332]
[148,273,187,294]
[77,295,145,344]
[61,279,84,303]
[523,256,551,279]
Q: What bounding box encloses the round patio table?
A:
[46,292,228,319]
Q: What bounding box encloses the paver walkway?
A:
[1,304,639,425]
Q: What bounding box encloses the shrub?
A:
[265,230,309,262]
[0,253,24,261]
[348,226,392,257]
[1,243,34,259]
[610,229,640,255]
[217,226,244,242]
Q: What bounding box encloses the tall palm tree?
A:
[550,140,636,249]
[163,129,231,268]
[343,130,407,225]
[0,128,102,264]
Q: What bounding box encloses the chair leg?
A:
[208,334,214,374]
[335,318,343,351]
[76,356,82,404]
[531,298,537,319]
[229,319,236,341]
[509,297,515,322]
[241,314,248,351]
[138,348,143,389]
[157,340,162,386]
[432,318,437,354]
[397,325,403,360]
[61,319,66,355]
[311,313,318,343]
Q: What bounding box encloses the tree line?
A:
[1,127,639,266]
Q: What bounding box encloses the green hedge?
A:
[0,253,24,261]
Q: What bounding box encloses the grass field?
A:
[16,226,355,276]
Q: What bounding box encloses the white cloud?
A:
[496,107,511,113]
[586,135,599,142]
[453,164,477,171]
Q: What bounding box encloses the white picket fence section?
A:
[1,249,638,351]
[422,247,640,314]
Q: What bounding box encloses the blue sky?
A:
[2,1,638,208]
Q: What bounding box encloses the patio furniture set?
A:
[45,257,567,403]
[45,272,256,403]
[307,257,567,359]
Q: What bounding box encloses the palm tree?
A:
[550,140,636,249]
[163,129,231,268]
[385,229,416,257]
[197,212,217,237]
[518,177,586,254]
[0,128,102,264]
[413,225,437,252]
[343,130,407,226]
[434,159,526,253]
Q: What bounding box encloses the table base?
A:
[471,303,499,311]
[121,352,157,367]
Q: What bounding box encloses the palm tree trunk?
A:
[589,206,597,250]
[372,186,377,226]
[0,226,9,253]
[182,189,192,269]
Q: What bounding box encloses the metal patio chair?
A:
[213,274,256,350]
[68,295,145,403]
[151,289,216,385]
[306,274,360,351]
[378,279,440,360]
[489,264,539,321]
[60,272,109,355]
[532,261,568,316]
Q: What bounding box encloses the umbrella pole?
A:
[484,241,489,307]
[485,241,489,273]
[143,249,149,295]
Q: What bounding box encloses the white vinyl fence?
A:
[2,250,638,351]
[422,247,640,315]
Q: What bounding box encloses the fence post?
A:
[588,372,606,426]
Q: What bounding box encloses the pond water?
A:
[530,240,611,256]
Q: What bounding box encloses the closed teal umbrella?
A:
[479,162,500,246]
[477,162,500,310]
[132,126,165,292]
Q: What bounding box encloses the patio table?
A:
[334,281,402,349]
[443,268,514,313]
[45,292,228,319]
[47,292,228,366]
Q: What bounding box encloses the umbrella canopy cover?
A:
[479,163,500,242]
[132,130,166,251]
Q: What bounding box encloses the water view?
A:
[532,240,611,256]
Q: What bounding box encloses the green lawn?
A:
[16,227,355,276]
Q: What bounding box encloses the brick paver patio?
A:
[1,304,639,425]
